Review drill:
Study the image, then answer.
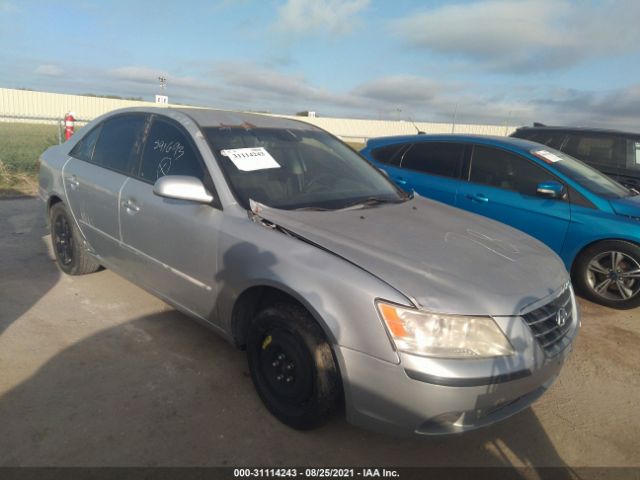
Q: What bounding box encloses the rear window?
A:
[92,114,147,175]
[69,125,102,162]
[400,142,464,178]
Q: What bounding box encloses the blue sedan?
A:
[361,134,640,309]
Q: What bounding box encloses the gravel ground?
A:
[0,198,638,468]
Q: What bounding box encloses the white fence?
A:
[0,87,518,143]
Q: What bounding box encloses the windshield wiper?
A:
[338,196,403,210]
[294,206,332,211]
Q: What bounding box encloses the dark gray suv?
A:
[511,125,640,190]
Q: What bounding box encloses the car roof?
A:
[515,125,640,137]
[365,134,544,152]
[104,106,319,131]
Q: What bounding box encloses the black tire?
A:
[573,240,640,309]
[247,303,341,430]
[49,202,100,275]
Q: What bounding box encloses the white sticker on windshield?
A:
[533,149,564,163]
[221,147,280,171]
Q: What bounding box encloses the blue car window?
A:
[400,142,464,178]
[531,147,630,199]
[370,143,407,166]
[470,145,555,196]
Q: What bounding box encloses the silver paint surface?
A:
[38,106,578,435]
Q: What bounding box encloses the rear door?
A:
[63,113,147,265]
[393,141,466,205]
[119,115,223,321]
[457,145,571,253]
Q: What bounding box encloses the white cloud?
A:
[354,75,451,105]
[34,64,64,77]
[391,0,640,72]
[274,0,370,35]
[16,59,640,131]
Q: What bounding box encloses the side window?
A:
[400,142,465,178]
[469,145,556,196]
[626,139,640,170]
[92,115,147,174]
[69,124,102,162]
[370,143,407,166]
[562,134,625,169]
[140,117,204,182]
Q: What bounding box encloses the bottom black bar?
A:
[0,467,638,480]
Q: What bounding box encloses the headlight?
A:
[376,301,514,358]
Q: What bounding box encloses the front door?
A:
[457,145,571,254]
[119,115,222,321]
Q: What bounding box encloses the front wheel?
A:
[247,303,342,430]
[49,202,100,275]
[573,240,640,309]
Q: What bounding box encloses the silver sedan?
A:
[39,107,578,435]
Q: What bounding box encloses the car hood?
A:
[252,196,569,317]
[609,195,640,218]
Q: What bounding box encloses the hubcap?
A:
[586,251,640,301]
[258,329,313,405]
[53,214,74,266]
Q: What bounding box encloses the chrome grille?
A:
[522,286,574,356]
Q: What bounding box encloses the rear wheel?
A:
[49,202,100,275]
[573,240,640,309]
[247,303,341,430]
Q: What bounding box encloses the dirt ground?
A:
[0,198,638,468]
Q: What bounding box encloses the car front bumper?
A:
[335,337,573,436]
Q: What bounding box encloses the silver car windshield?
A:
[205,127,406,210]
[531,148,631,199]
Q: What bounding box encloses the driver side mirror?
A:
[153,175,214,204]
[536,180,565,199]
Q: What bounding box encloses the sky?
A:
[1,0,639,129]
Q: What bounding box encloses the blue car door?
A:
[379,141,466,206]
[457,144,571,253]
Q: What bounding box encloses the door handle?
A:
[466,193,489,203]
[121,199,140,213]
[66,175,79,189]
[395,177,408,185]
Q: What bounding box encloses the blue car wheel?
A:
[574,240,640,309]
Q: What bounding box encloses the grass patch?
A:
[0,123,59,197]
